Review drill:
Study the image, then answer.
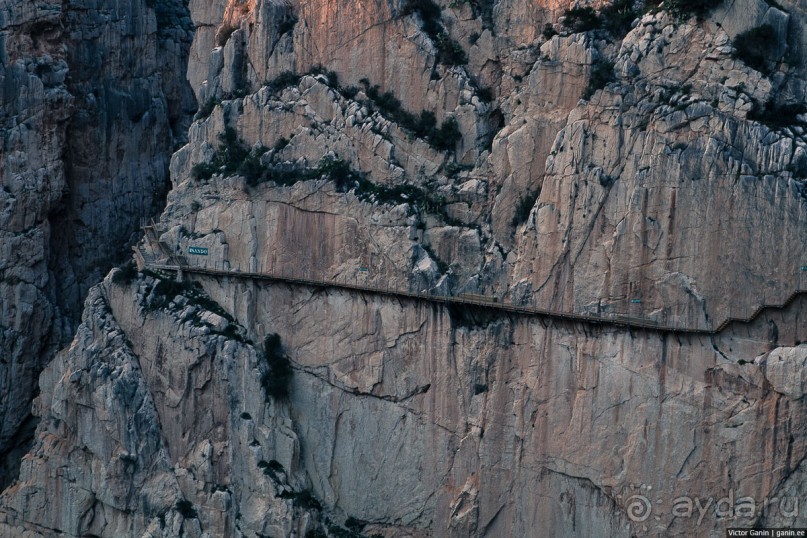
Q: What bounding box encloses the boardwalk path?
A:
[136,220,804,336]
[142,260,805,336]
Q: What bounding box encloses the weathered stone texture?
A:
[0,0,194,488]
[3,0,807,536]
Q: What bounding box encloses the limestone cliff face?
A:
[1,276,306,538]
[3,274,807,537]
[3,0,807,536]
[170,0,807,331]
[0,0,194,487]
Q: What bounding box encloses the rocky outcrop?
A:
[1,274,308,537]
[0,0,194,487]
[510,13,807,328]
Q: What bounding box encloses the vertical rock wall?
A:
[0,0,195,488]
[2,0,807,536]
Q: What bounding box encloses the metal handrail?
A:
[143,260,805,335]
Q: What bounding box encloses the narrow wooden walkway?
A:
[143,261,805,336]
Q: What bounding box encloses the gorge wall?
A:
[2,0,807,536]
[0,0,195,488]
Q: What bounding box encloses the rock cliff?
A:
[3,0,807,536]
[0,0,194,487]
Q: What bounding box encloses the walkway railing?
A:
[713,288,806,332]
[138,221,805,336]
[142,259,807,336]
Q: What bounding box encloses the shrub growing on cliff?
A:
[318,157,355,191]
[660,0,723,20]
[435,33,468,65]
[562,7,600,33]
[340,85,360,99]
[191,162,216,181]
[477,87,494,102]
[264,71,302,94]
[363,83,432,136]
[583,59,615,100]
[217,128,249,173]
[257,459,286,483]
[748,100,807,129]
[148,277,189,311]
[308,64,339,88]
[264,65,340,96]
[144,274,235,324]
[600,0,638,38]
[175,499,198,519]
[277,14,297,35]
[322,520,374,538]
[193,127,457,218]
[402,0,467,65]
[234,143,270,183]
[194,97,220,121]
[321,158,457,221]
[401,0,437,14]
[293,489,322,510]
[235,154,356,189]
[191,128,270,183]
[111,260,138,285]
[733,24,777,73]
[261,333,293,400]
[511,190,540,227]
[345,517,365,533]
[430,117,462,151]
[359,81,462,151]
[562,1,638,39]
[273,137,290,152]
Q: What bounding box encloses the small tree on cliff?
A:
[261,333,293,400]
